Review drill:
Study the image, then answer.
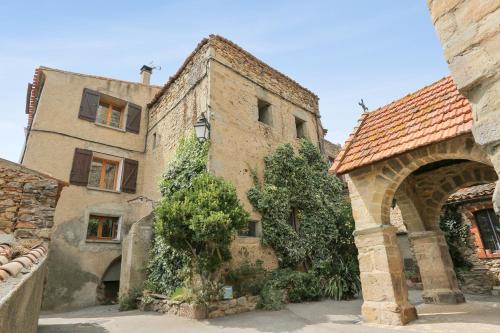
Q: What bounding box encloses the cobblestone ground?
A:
[38,292,500,333]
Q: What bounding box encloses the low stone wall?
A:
[141,294,259,319]
[0,255,47,333]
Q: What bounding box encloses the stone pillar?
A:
[410,230,465,304]
[428,2,500,209]
[355,225,417,325]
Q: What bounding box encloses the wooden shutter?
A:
[121,159,139,193]
[78,88,100,121]
[126,103,142,134]
[69,148,93,186]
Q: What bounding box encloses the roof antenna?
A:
[148,61,162,71]
[358,99,368,112]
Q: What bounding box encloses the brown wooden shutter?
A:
[126,103,142,134]
[121,159,139,193]
[69,148,93,186]
[78,88,100,121]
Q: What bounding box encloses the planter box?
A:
[140,294,260,319]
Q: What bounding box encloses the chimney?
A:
[140,65,153,85]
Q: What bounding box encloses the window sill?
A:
[86,239,121,244]
[87,186,121,194]
[94,122,126,133]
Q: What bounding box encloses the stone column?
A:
[355,225,417,325]
[410,230,465,304]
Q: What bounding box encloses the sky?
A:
[0,1,449,163]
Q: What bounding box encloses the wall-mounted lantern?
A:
[194,112,210,142]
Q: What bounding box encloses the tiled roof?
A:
[331,77,473,174]
[0,243,47,282]
[447,183,495,203]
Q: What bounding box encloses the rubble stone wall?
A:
[0,158,61,240]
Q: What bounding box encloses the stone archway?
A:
[345,134,494,325]
[395,159,497,304]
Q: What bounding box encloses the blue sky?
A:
[0,1,449,162]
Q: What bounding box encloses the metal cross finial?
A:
[358,99,368,112]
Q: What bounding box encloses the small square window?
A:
[87,215,120,241]
[258,99,272,126]
[295,117,306,139]
[88,156,120,191]
[239,221,258,237]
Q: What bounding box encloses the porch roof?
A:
[331,77,473,175]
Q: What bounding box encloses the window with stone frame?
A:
[87,215,120,241]
[295,117,306,139]
[258,99,272,126]
[88,156,120,191]
[473,208,500,253]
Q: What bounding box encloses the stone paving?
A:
[38,292,500,333]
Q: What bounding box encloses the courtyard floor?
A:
[38,291,500,333]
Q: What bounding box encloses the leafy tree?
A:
[147,135,249,295]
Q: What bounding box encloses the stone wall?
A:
[0,158,62,240]
[142,294,259,320]
[0,255,48,333]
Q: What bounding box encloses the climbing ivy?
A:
[247,139,360,301]
[440,204,472,270]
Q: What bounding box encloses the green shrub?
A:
[225,259,268,297]
[258,285,285,311]
[118,288,142,311]
[440,204,472,270]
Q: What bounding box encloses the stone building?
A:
[21,35,329,310]
[331,76,497,325]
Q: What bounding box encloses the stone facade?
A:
[21,35,329,310]
[428,1,500,209]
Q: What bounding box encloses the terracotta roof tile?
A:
[331,77,473,174]
[0,243,47,283]
[447,183,495,203]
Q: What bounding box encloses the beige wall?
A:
[22,68,159,310]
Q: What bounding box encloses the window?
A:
[295,117,306,139]
[289,208,299,232]
[88,156,120,191]
[474,209,500,252]
[87,215,120,241]
[258,99,272,126]
[239,221,258,237]
[96,101,124,128]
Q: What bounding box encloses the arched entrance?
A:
[97,256,121,304]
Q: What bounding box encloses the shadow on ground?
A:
[38,323,108,333]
